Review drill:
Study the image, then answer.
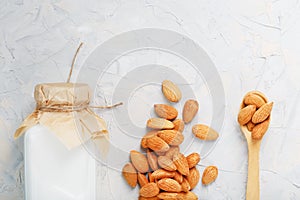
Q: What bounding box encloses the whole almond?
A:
[246,121,255,131]
[147,118,174,130]
[183,99,199,124]
[252,118,270,140]
[174,171,183,184]
[202,166,218,185]
[154,104,178,120]
[141,131,157,149]
[187,167,200,189]
[122,163,137,188]
[238,105,256,125]
[139,196,159,200]
[186,153,200,168]
[173,153,189,176]
[252,102,273,124]
[157,130,184,146]
[249,90,268,103]
[244,93,266,108]
[139,183,160,198]
[130,150,149,173]
[158,191,198,200]
[192,124,219,140]
[138,172,149,187]
[158,156,177,171]
[147,149,158,171]
[162,80,182,102]
[151,169,176,180]
[181,177,191,192]
[173,119,185,132]
[157,178,182,192]
[165,146,180,160]
[146,136,170,152]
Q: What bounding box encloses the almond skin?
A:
[141,131,157,149]
[252,118,270,140]
[154,104,178,120]
[181,177,191,192]
[238,105,256,125]
[252,102,273,124]
[173,153,189,176]
[158,156,177,171]
[151,169,176,180]
[162,80,182,102]
[157,130,184,146]
[164,146,180,160]
[157,178,182,192]
[122,163,137,188]
[146,136,170,153]
[187,167,200,189]
[140,183,160,198]
[158,191,198,200]
[138,172,149,187]
[183,99,199,124]
[244,93,266,108]
[147,149,158,171]
[186,153,200,168]
[172,119,185,132]
[147,118,175,130]
[202,166,218,185]
[130,150,149,173]
[192,124,219,140]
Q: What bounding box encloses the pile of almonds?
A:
[122,80,219,199]
[238,91,273,140]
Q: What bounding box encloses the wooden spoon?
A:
[240,125,261,200]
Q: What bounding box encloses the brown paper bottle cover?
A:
[14,82,108,150]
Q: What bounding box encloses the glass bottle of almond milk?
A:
[14,83,108,200]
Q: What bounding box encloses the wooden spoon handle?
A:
[246,140,261,200]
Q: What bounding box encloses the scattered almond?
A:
[147,118,174,130]
[187,167,200,189]
[154,104,178,120]
[252,118,270,140]
[162,80,182,102]
[146,136,170,153]
[173,153,189,176]
[141,131,157,149]
[138,173,149,187]
[158,156,177,171]
[172,119,185,132]
[158,191,198,200]
[238,105,256,125]
[157,130,184,146]
[130,150,149,173]
[139,183,160,198]
[147,149,158,171]
[122,163,137,188]
[164,146,180,160]
[157,178,182,192]
[192,124,219,140]
[183,99,199,124]
[151,169,176,180]
[252,102,273,124]
[186,153,200,168]
[202,166,218,185]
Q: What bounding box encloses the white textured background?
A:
[1,0,300,199]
